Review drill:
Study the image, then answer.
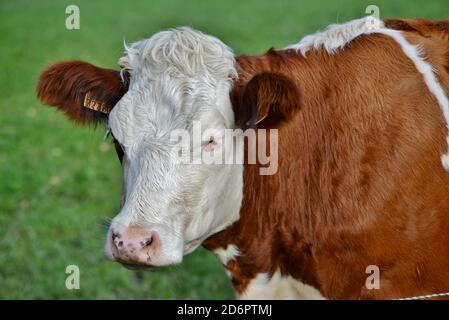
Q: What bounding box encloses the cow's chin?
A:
[121,263,159,271]
[113,250,184,270]
[117,239,206,270]
[183,239,204,255]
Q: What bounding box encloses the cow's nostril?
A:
[112,231,121,240]
[107,228,159,266]
[141,237,153,248]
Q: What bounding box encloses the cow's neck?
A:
[203,51,323,298]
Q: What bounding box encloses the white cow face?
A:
[103,28,243,267]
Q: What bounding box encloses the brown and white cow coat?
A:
[37,17,449,299]
[204,18,449,299]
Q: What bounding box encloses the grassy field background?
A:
[1,0,448,299]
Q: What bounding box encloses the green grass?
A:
[0,0,448,299]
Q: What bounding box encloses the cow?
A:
[37,17,449,299]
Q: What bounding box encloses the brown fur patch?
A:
[37,60,129,125]
[235,72,300,129]
[205,20,449,299]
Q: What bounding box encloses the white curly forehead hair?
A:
[105,27,243,267]
[119,26,236,83]
[112,27,238,143]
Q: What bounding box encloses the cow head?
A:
[37,27,297,269]
[37,28,242,268]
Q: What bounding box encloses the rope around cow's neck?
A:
[395,291,449,300]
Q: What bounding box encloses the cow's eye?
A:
[104,128,112,140]
[113,139,125,164]
[105,128,125,163]
[202,136,222,152]
[208,137,216,145]
[204,136,220,147]
[106,129,123,148]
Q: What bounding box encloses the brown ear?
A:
[235,72,299,129]
[36,60,129,124]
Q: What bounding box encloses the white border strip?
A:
[289,18,449,171]
[371,28,449,170]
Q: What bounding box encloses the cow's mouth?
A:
[120,262,159,271]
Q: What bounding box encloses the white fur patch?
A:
[237,271,325,300]
[288,17,449,171]
[214,244,240,266]
[287,17,384,55]
[373,28,449,170]
[108,27,243,266]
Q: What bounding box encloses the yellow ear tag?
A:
[83,92,109,114]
